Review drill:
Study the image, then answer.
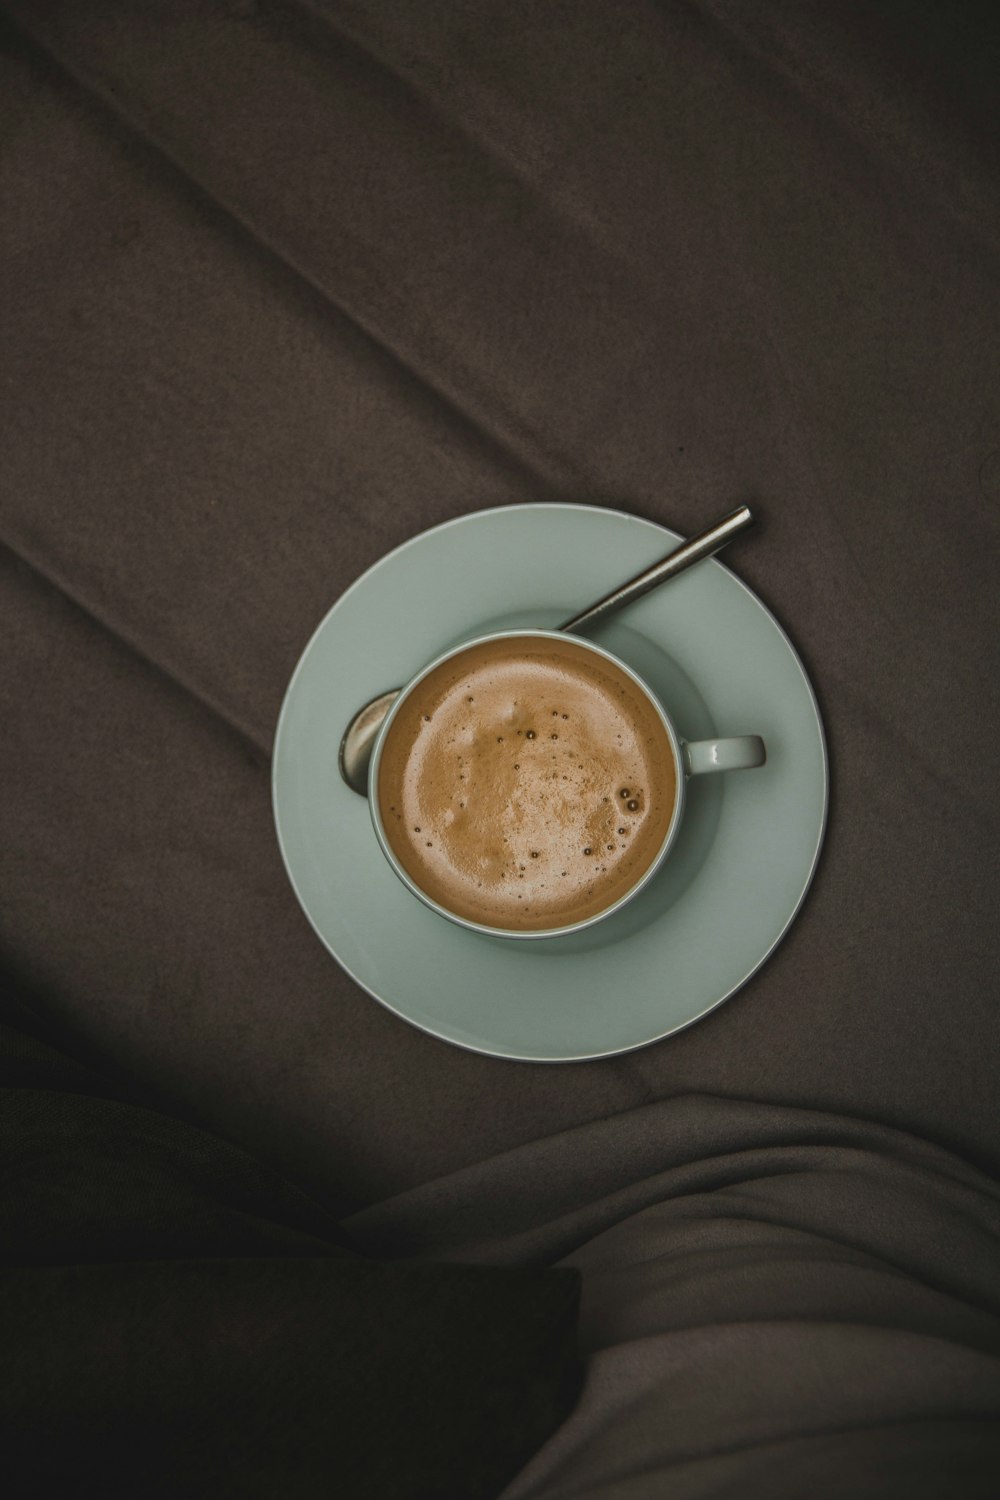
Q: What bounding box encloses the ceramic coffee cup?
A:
[369,629,765,939]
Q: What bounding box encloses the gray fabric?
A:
[2,0,999,1492]
[345,1095,1000,1495]
[2,0,998,1192]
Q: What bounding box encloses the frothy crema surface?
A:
[377,636,677,931]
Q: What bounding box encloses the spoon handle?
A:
[558,505,754,634]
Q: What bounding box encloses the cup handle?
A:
[682,736,766,776]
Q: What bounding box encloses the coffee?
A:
[377,636,677,931]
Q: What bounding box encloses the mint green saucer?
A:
[272,505,828,1061]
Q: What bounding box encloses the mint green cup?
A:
[368,629,765,941]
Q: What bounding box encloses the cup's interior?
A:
[371,631,683,938]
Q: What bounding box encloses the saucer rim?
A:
[272,502,829,1062]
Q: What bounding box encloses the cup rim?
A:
[368,628,686,940]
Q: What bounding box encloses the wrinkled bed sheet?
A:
[2,2,999,1493]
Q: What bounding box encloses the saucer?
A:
[272,505,828,1061]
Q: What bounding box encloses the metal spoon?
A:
[339,504,754,795]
